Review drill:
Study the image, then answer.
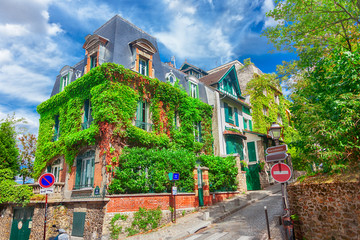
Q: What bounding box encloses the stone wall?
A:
[24,201,106,240]
[0,205,12,240]
[288,181,360,240]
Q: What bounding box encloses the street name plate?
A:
[266,152,288,162]
[266,144,288,154]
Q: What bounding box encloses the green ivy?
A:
[126,207,162,236]
[35,63,213,178]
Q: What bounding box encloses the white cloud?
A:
[0,24,29,37]
[0,49,13,64]
[0,65,51,103]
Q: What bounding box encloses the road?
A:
[182,191,283,240]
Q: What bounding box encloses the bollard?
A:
[264,206,271,239]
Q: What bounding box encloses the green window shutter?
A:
[75,158,82,188]
[196,84,199,99]
[136,100,143,121]
[198,122,202,142]
[84,99,89,123]
[91,157,95,186]
[243,118,247,130]
[224,102,229,122]
[59,77,63,92]
[225,137,232,154]
[249,120,253,131]
[188,81,191,97]
[247,142,257,162]
[47,166,51,173]
[72,212,86,237]
[234,107,239,126]
[234,140,244,160]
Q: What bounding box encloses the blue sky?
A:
[0,0,296,135]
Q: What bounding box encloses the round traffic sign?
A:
[271,163,292,183]
[38,173,55,188]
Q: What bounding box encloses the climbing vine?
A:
[35,63,213,177]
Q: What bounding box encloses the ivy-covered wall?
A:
[34,63,213,178]
[245,73,294,140]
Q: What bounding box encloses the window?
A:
[263,88,267,96]
[242,106,251,115]
[224,103,239,126]
[274,94,280,105]
[59,73,71,92]
[51,159,61,182]
[220,77,236,97]
[82,99,93,130]
[135,100,152,131]
[263,106,268,116]
[249,119,253,131]
[194,121,202,142]
[277,114,282,124]
[190,82,198,98]
[225,135,244,160]
[75,150,95,189]
[173,111,179,130]
[139,58,148,76]
[90,55,97,70]
[52,115,60,141]
[243,118,248,130]
[166,72,176,85]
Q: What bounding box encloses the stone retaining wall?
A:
[288,181,360,240]
[0,205,12,240]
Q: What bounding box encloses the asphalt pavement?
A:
[126,184,284,240]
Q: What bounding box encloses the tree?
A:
[18,134,37,184]
[290,48,360,171]
[0,117,20,175]
[263,0,360,67]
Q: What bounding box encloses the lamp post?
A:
[268,122,294,239]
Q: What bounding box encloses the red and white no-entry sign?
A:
[271,163,292,183]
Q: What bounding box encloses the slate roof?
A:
[199,66,230,86]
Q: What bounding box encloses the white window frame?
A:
[190,82,198,98]
[166,72,176,85]
[51,159,61,182]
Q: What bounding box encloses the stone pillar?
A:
[235,155,247,192]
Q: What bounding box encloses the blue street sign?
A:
[173,173,180,181]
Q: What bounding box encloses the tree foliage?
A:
[18,133,37,183]
[291,48,360,171]
[263,0,360,67]
[0,117,20,174]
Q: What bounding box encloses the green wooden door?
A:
[245,164,261,190]
[9,208,34,240]
[72,212,86,237]
[197,168,204,206]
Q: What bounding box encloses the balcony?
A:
[73,182,94,190]
[135,120,153,132]
[29,182,65,199]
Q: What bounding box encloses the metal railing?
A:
[73,182,93,190]
[81,120,93,130]
[52,133,60,142]
[135,120,153,132]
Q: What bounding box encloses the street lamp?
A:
[269,122,282,145]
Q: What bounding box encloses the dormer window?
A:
[130,39,157,78]
[83,34,109,74]
[166,72,176,85]
[59,65,74,92]
[190,82,198,98]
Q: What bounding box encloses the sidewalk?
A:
[126,184,283,240]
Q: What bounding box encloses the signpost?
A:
[266,144,287,154]
[271,163,292,183]
[266,152,289,162]
[168,172,180,223]
[38,173,55,240]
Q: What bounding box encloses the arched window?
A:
[165,72,176,85]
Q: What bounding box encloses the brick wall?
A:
[204,192,239,206]
[106,193,198,212]
[288,181,360,240]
